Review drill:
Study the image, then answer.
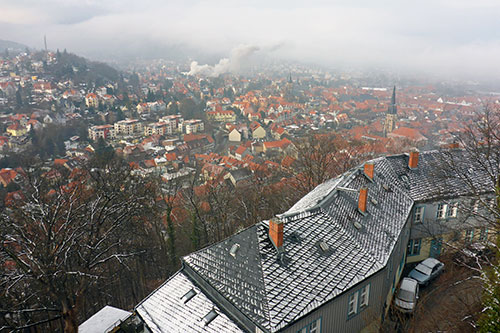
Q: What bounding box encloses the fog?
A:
[1,0,500,80]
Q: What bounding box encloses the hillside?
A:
[0,39,30,53]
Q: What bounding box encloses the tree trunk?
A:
[62,301,78,333]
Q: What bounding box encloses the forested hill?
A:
[0,39,30,53]
[43,50,120,84]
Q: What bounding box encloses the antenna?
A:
[44,35,47,52]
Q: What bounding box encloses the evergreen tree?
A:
[15,88,22,107]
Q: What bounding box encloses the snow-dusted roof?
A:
[136,271,244,333]
[79,306,131,333]
[135,149,495,332]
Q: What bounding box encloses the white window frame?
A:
[348,291,359,317]
[447,202,458,218]
[414,206,424,223]
[437,203,447,219]
[308,318,321,333]
[359,284,370,308]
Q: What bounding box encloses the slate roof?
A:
[182,157,414,332]
[136,271,244,333]
[137,149,495,333]
[385,150,494,202]
[79,306,131,333]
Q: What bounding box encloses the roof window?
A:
[229,243,240,258]
[181,289,196,303]
[203,309,218,326]
[319,241,330,252]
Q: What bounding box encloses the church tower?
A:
[384,86,397,136]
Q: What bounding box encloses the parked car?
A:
[455,242,495,266]
[408,258,444,286]
[394,278,419,313]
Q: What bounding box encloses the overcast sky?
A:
[1,0,500,80]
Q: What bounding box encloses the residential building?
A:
[181,119,204,134]
[6,122,27,137]
[114,119,143,136]
[250,121,266,139]
[160,115,184,134]
[128,149,495,332]
[88,125,116,141]
[385,151,495,263]
[229,128,242,142]
[85,93,99,108]
[207,110,236,122]
[144,122,168,136]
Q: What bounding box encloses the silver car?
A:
[394,277,419,313]
[408,258,444,286]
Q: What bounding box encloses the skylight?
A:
[371,198,378,206]
[203,309,218,326]
[354,220,362,230]
[181,289,196,303]
[319,241,329,252]
[229,243,240,258]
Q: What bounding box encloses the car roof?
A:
[421,257,441,267]
[401,277,418,290]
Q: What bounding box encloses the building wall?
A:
[406,195,495,264]
[229,129,241,142]
[282,219,411,333]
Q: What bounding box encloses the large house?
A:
[123,150,495,332]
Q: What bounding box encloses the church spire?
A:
[388,86,397,115]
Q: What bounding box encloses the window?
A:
[407,239,421,256]
[348,291,359,317]
[447,203,458,218]
[297,318,321,333]
[414,206,424,223]
[465,229,474,243]
[359,285,370,308]
[437,204,447,219]
[347,284,371,319]
[308,319,321,333]
[479,228,488,242]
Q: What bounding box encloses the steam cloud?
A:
[187,45,260,77]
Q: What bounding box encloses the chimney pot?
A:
[364,163,374,181]
[269,218,284,249]
[358,188,368,214]
[408,151,419,169]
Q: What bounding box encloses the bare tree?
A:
[415,104,500,331]
[293,134,368,195]
[0,158,158,332]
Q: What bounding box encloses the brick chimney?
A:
[358,188,368,215]
[408,151,419,169]
[364,163,374,181]
[269,218,283,250]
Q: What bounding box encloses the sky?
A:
[1,0,500,81]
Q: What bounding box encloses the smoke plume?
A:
[187,44,259,76]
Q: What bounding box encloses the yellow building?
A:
[7,123,27,137]
[207,110,236,122]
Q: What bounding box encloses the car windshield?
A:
[397,289,415,302]
[415,263,432,275]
